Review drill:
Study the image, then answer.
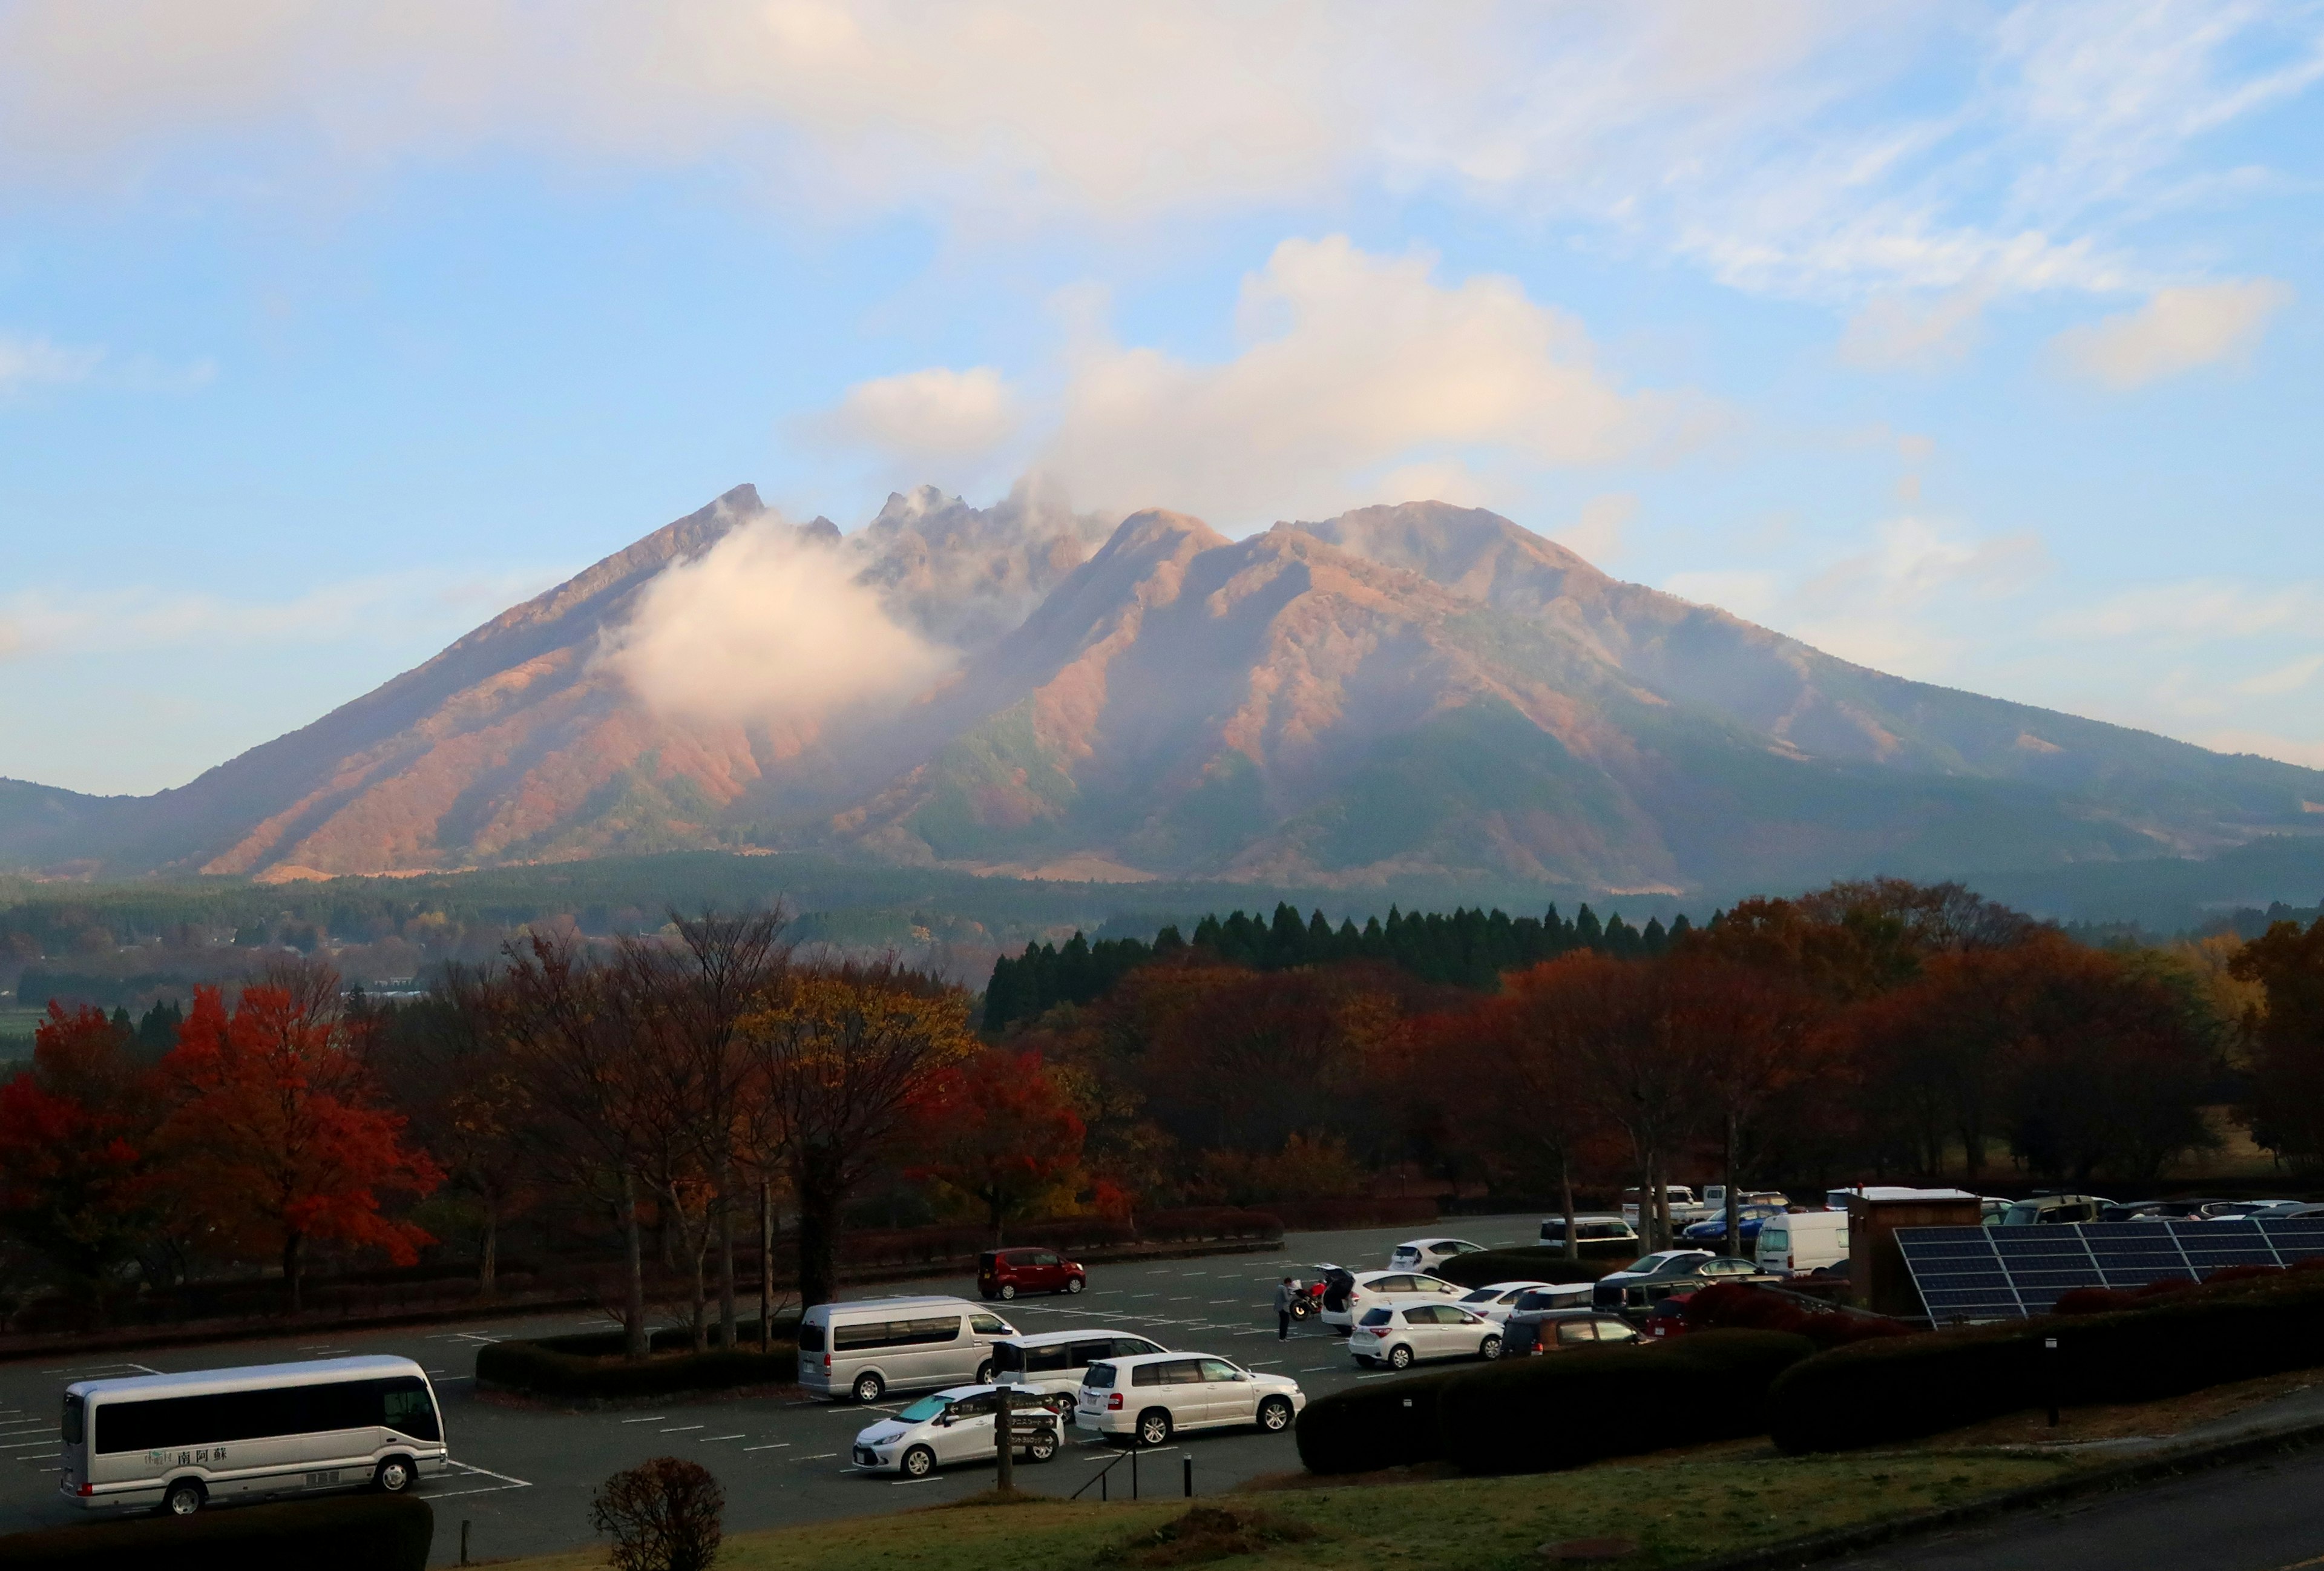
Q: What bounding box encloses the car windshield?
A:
[895,1396,951,1423]
[1359,1308,1394,1326]
[2001,1202,2045,1225]
[1460,1289,1499,1303]
[1083,1363,1117,1389]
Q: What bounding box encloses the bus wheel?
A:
[163,1478,206,1517]
[375,1455,416,1493]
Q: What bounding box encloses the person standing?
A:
[1275,1276,1296,1339]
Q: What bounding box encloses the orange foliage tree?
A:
[908,1047,1085,1243]
[160,966,441,1312]
[0,1004,169,1318]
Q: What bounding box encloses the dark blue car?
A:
[1680,1205,1785,1245]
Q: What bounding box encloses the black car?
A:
[1500,1308,1643,1356]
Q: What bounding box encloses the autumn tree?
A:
[0,1004,169,1320]
[160,964,441,1313]
[907,1047,1085,1243]
[1667,949,1823,1252]
[743,961,977,1309]
[2231,916,2324,1166]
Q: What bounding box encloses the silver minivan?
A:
[798,1296,1018,1403]
[992,1329,1170,1395]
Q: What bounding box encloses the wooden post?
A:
[993,1385,1014,1493]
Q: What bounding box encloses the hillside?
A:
[4,488,2320,892]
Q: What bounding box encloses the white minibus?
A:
[60,1355,447,1517]
[796,1296,1019,1403]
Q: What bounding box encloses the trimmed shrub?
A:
[1436,1329,1816,1475]
[1293,1369,1468,1475]
[1429,1250,1626,1290]
[1770,1270,2324,1453]
[1683,1283,1916,1350]
[0,1494,430,1571]
[592,1457,723,1571]
[478,1322,799,1400]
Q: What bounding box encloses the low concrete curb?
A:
[1684,1417,2324,1571]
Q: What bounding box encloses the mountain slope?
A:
[5,490,2319,891]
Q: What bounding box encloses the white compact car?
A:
[1074,1352,1304,1448]
[1349,1300,1502,1369]
[1388,1237,1488,1271]
[850,1384,1066,1479]
[1454,1280,1577,1324]
[1319,1269,1465,1335]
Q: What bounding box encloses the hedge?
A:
[1682,1282,1917,1350]
[1293,1369,1470,1475]
[0,1494,430,1571]
[1769,1270,2324,1453]
[478,1317,800,1400]
[1430,1250,1627,1290]
[1436,1329,1816,1474]
[1293,1329,1814,1478]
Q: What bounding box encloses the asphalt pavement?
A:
[0,1214,1544,1566]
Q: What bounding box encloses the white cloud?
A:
[1839,284,1992,370]
[2052,278,2294,387]
[597,519,953,728]
[2,3,2315,305]
[0,332,102,394]
[0,569,553,659]
[2235,651,2324,697]
[1554,494,1638,565]
[2196,729,2324,770]
[823,366,1018,461]
[1036,236,1705,525]
[2044,579,2324,640]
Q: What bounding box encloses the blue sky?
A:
[2,1,2322,795]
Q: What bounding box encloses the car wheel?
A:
[975,1359,996,1385]
[1026,1429,1059,1463]
[375,1455,415,1494]
[901,1445,935,1479]
[853,1371,885,1404]
[998,1283,1017,1301]
[1479,1335,1502,1360]
[162,1478,205,1517]
[1388,1345,1414,1371]
[1257,1396,1293,1433]
[1137,1408,1173,1447]
[1065,1276,1086,1294]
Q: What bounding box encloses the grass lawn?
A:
[490,1446,2073,1571]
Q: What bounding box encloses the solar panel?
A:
[1895,1217,2310,1322]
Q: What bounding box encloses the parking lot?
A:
[0,1215,1541,1566]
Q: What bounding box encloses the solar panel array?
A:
[1896,1218,2324,1321]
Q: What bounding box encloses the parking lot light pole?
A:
[2045,1336,2060,1427]
[1183,1456,1193,1498]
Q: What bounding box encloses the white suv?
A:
[1319,1270,1465,1336]
[1074,1352,1304,1448]
[1349,1300,1502,1369]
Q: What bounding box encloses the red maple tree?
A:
[0,1004,168,1318]
[907,1048,1085,1244]
[160,970,442,1311]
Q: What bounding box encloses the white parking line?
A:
[658,1425,704,1434]
[742,1442,790,1452]
[1,1440,61,1451]
[38,1362,158,1376]
[699,1434,746,1443]
[798,1452,838,1461]
[619,1415,669,1424]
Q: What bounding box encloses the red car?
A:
[977,1247,1088,1300]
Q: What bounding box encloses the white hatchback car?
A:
[1074,1352,1304,1448]
[1350,1299,1503,1368]
[1455,1280,1578,1324]
[1388,1237,1488,1271]
[1320,1270,1466,1335]
[850,1384,1066,1478]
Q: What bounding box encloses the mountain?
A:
[6,490,2321,892]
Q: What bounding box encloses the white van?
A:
[797,1296,1018,1403]
[1621,1187,1715,1228]
[991,1329,1171,1395]
[1756,1213,1848,1276]
[61,1356,447,1517]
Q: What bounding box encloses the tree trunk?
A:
[718,1164,738,1351]
[759,1174,775,1352]
[479,1200,499,1299]
[795,1145,844,1311]
[282,1229,304,1316]
[691,1234,710,1354]
[1655,1164,1673,1256]
[1723,1110,1740,1259]
[621,1168,648,1363]
[1558,1149,1578,1262]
